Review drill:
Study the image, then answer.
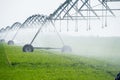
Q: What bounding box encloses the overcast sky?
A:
[0,0,64,28]
[0,0,120,36]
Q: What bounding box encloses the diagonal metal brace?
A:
[81,0,100,19]
[78,0,88,11]
[62,0,79,19]
[98,0,115,17]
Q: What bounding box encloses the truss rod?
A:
[11,15,38,40]
[78,0,88,11]
[80,8,120,11]
[51,0,71,17]
[63,0,79,19]
[98,0,115,16]
[22,16,35,27]
[55,3,70,20]
[50,20,65,46]
[70,1,85,19]
[81,0,100,19]
[104,0,120,2]
[64,15,114,17]
[11,25,23,40]
[31,16,41,25]
[50,0,72,20]
[63,8,73,20]
[30,19,47,45]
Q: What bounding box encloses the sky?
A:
[0,0,120,36]
[0,0,64,28]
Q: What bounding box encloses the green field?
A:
[0,43,120,80]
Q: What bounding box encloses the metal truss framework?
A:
[0,22,22,41]
[0,0,120,52]
[1,0,120,31]
[49,0,119,20]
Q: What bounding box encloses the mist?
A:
[0,0,120,66]
[1,24,120,66]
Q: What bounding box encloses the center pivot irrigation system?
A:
[0,22,22,44]
[0,0,120,52]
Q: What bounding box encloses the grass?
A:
[0,43,120,80]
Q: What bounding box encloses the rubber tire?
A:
[115,72,120,80]
[23,44,34,52]
[8,40,14,45]
[61,45,72,53]
[0,39,5,43]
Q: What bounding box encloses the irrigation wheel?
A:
[0,39,5,43]
[8,40,14,45]
[115,72,120,80]
[23,44,34,52]
[61,45,72,53]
